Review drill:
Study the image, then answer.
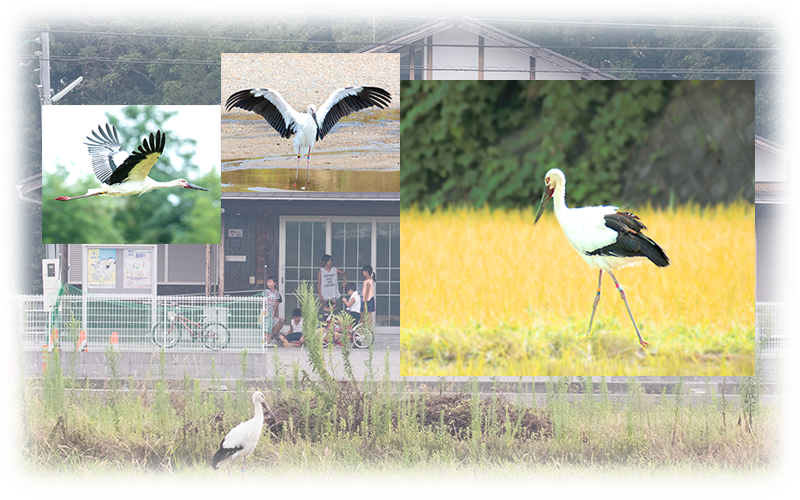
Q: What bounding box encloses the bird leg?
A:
[295,149,301,185]
[306,146,312,184]
[607,270,648,348]
[55,192,105,201]
[241,456,246,478]
[579,270,604,340]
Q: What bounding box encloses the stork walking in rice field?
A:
[225,86,392,185]
[54,124,209,201]
[212,391,274,477]
[534,168,669,347]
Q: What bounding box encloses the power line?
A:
[14,29,782,53]
[401,66,781,75]
[54,0,797,32]
[16,53,778,73]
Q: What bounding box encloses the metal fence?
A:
[756,301,793,357]
[18,294,285,352]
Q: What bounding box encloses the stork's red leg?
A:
[582,270,603,339]
[55,191,105,201]
[241,456,246,478]
[306,146,312,184]
[608,270,648,347]
[294,148,301,186]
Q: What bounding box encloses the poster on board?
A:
[123,248,152,289]
[87,248,116,288]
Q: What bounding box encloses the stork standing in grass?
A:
[225,86,392,185]
[534,168,669,347]
[54,124,208,201]
[212,391,271,477]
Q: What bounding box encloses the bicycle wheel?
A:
[351,323,373,349]
[203,323,228,350]
[152,321,181,348]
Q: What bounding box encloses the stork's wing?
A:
[84,124,122,184]
[107,130,166,185]
[225,88,303,139]
[315,86,392,140]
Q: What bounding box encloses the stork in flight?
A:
[54,124,209,201]
[534,168,669,347]
[225,86,392,184]
[212,391,273,477]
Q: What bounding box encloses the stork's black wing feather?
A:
[211,437,243,469]
[225,88,297,139]
[107,130,166,185]
[587,212,670,267]
[316,86,392,140]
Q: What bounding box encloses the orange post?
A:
[110,331,119,350]
[77,331,87,352]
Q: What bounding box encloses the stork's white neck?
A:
[552,178,570,224]
[252,396,264,420]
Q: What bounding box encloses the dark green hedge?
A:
[400,80,673,209]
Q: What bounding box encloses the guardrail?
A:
[756,301,791,357]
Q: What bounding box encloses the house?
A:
[44,192,401,343]
[357,15,616,81]
[755,136,800,368]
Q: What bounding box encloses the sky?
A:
[42,105,220,185]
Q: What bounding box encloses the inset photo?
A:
[42,105,221,244]
[221,53,399,192]
[400,80,755,377]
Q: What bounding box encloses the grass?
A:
[401,202,755,376]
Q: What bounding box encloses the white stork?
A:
[534,168,669,347]
[212,391,269,476]
[54,124,209,201]
[224,86,392,184]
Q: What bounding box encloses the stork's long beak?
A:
[185,182,209,191]
[534,186,554,224]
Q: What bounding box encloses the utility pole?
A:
[39,32,51,105]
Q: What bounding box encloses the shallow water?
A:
[222,166,400,192]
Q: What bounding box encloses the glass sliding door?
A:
[280,217,399,332]
[376,222,400,327]
[283,221,326,317]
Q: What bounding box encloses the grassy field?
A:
[401,203,755,376]
[22,347,775,475]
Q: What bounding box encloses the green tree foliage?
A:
[41,106,221,244]
[401,80,671,210]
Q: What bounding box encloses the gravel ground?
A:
[221,53,399,173]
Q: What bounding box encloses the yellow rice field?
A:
[401,203,755,376]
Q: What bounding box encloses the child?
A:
[361,265,376,327]
[278,308,304,347]
[342,282,362,329]
[317,254,346,311]
[262,276,283,345]
[320,301,342,347]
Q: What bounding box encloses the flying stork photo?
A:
[221,53,400,192]
[42,105,222,245]
[400,79,755,377]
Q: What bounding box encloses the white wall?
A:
[430,28,479,79]
[534,58,578,80]
[484,46,530,80]
[756,148,788,182]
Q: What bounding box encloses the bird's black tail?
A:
[211,438,240,469]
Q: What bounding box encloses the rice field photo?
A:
[400,80,755,376]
